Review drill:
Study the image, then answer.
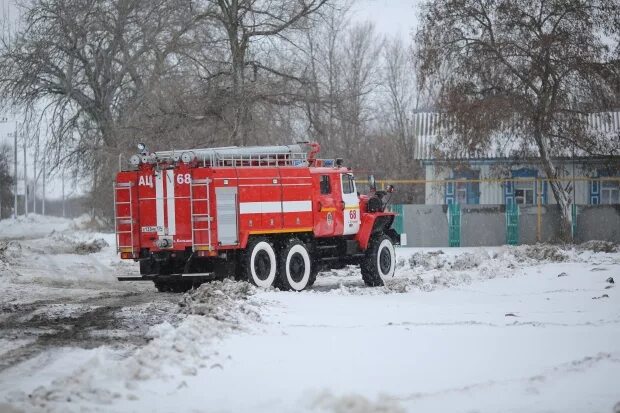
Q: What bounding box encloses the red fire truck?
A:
[114,142,402,292]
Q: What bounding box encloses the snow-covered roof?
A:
[412,111,620,161]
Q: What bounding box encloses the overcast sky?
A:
[355,0,419,41]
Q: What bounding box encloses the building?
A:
[411,111,620,206]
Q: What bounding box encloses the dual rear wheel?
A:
[241,237,316,291]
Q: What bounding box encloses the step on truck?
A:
[114,142,403,292]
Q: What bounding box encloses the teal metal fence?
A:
[448,203,461,247]
[506,203,519,245]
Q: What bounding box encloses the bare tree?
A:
[192,0,330,145]
[0,144,14,219]
[382,37,417,167]
[416,0,620,240]
[0,0,202,219]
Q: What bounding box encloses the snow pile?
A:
[309,390,405,413]
[179,279,261,323]
[513,243,570,262]
[408,250,486,271]
[6,281,264,412]
[408,250,449,270]
[24,231,110,256]
[0,214,73,240]
[320,244,607,296]
[74,238,109,255]
[0,241,22,262]
[578,240,618,253]
[0,241,21,276]
[71,214,109,231]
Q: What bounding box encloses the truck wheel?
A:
[243,237,278,288]
[361,234,395,287]
[307,267,319,288]
[278,239,313,291]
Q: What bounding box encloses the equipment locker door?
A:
[216,187,238,245]
[341,173,360,235]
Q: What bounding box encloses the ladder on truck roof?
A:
[114,181,135,254]
[189,177,212,252]
[154,143,315,167]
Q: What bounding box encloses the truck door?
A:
[341,173,360,235]
[314,174,338,237]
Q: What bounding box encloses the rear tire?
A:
[307,267,319,288]
[278,239,313,291]
[241,237,278,288]
[361,234,395,287]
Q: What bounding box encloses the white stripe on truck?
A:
[155,171,165,235]
[239,201,312,214]
[166,170,176,235]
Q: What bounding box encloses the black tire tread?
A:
[240,237,277,288]
[361,233,392,287]
[277,238,313,291]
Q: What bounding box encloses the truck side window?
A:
[320,175,331,194]
[342,174,355,194]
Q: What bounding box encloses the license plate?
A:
[141,226,164,233]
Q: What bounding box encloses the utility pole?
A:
[32,135,39,214]
[33,146,37,214]
[13,130,17,219]
[42,159,46,215]
[61,169,65,218]
[9,129,17,219]
[0,117,7,219]
[23,137,27,217]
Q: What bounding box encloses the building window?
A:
[445,169,480,204]
[591,170,619,205]
[601,180,619,204]
[514,181,535,205]
[505,168,545,205]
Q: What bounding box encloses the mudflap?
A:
[384,228,401,245]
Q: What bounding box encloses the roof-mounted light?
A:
[129,154,141,166]
[137,142,147,154]
[181,151,196,164]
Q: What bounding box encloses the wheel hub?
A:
[254,250,272,281]
[289,252,306,282]
[379,247,391,274]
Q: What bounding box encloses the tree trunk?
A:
[534,128,573,243]
[546,178,573,242]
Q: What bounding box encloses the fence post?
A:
[571,204,577,241]
[389,204,404,236]
[448,203,461,247]
[506,203,519,245]
[537,179,542,242]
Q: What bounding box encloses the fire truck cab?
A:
[114,142,402,292]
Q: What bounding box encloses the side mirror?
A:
[368,175,377,191]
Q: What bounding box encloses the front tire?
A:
[242,237,278,288]
[361,234,396,286]
[278,239,314,291]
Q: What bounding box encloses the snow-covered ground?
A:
[0,215,619,413]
